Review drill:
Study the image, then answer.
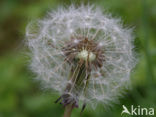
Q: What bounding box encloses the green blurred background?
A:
[0,0,155,117]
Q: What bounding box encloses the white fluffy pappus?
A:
[26,5,136,109]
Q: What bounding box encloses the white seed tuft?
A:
[26,4,137,109]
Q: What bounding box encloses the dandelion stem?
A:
[64,104,73,117]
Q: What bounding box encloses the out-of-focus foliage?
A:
[0,0,155,117]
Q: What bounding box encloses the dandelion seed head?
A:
[26,4,137,109]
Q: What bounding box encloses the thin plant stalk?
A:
[64,105,73,117]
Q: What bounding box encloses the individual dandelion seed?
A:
[26,4,136,117]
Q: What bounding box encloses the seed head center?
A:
[77,49,96,62]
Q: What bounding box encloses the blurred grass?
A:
[0,0,156,117]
